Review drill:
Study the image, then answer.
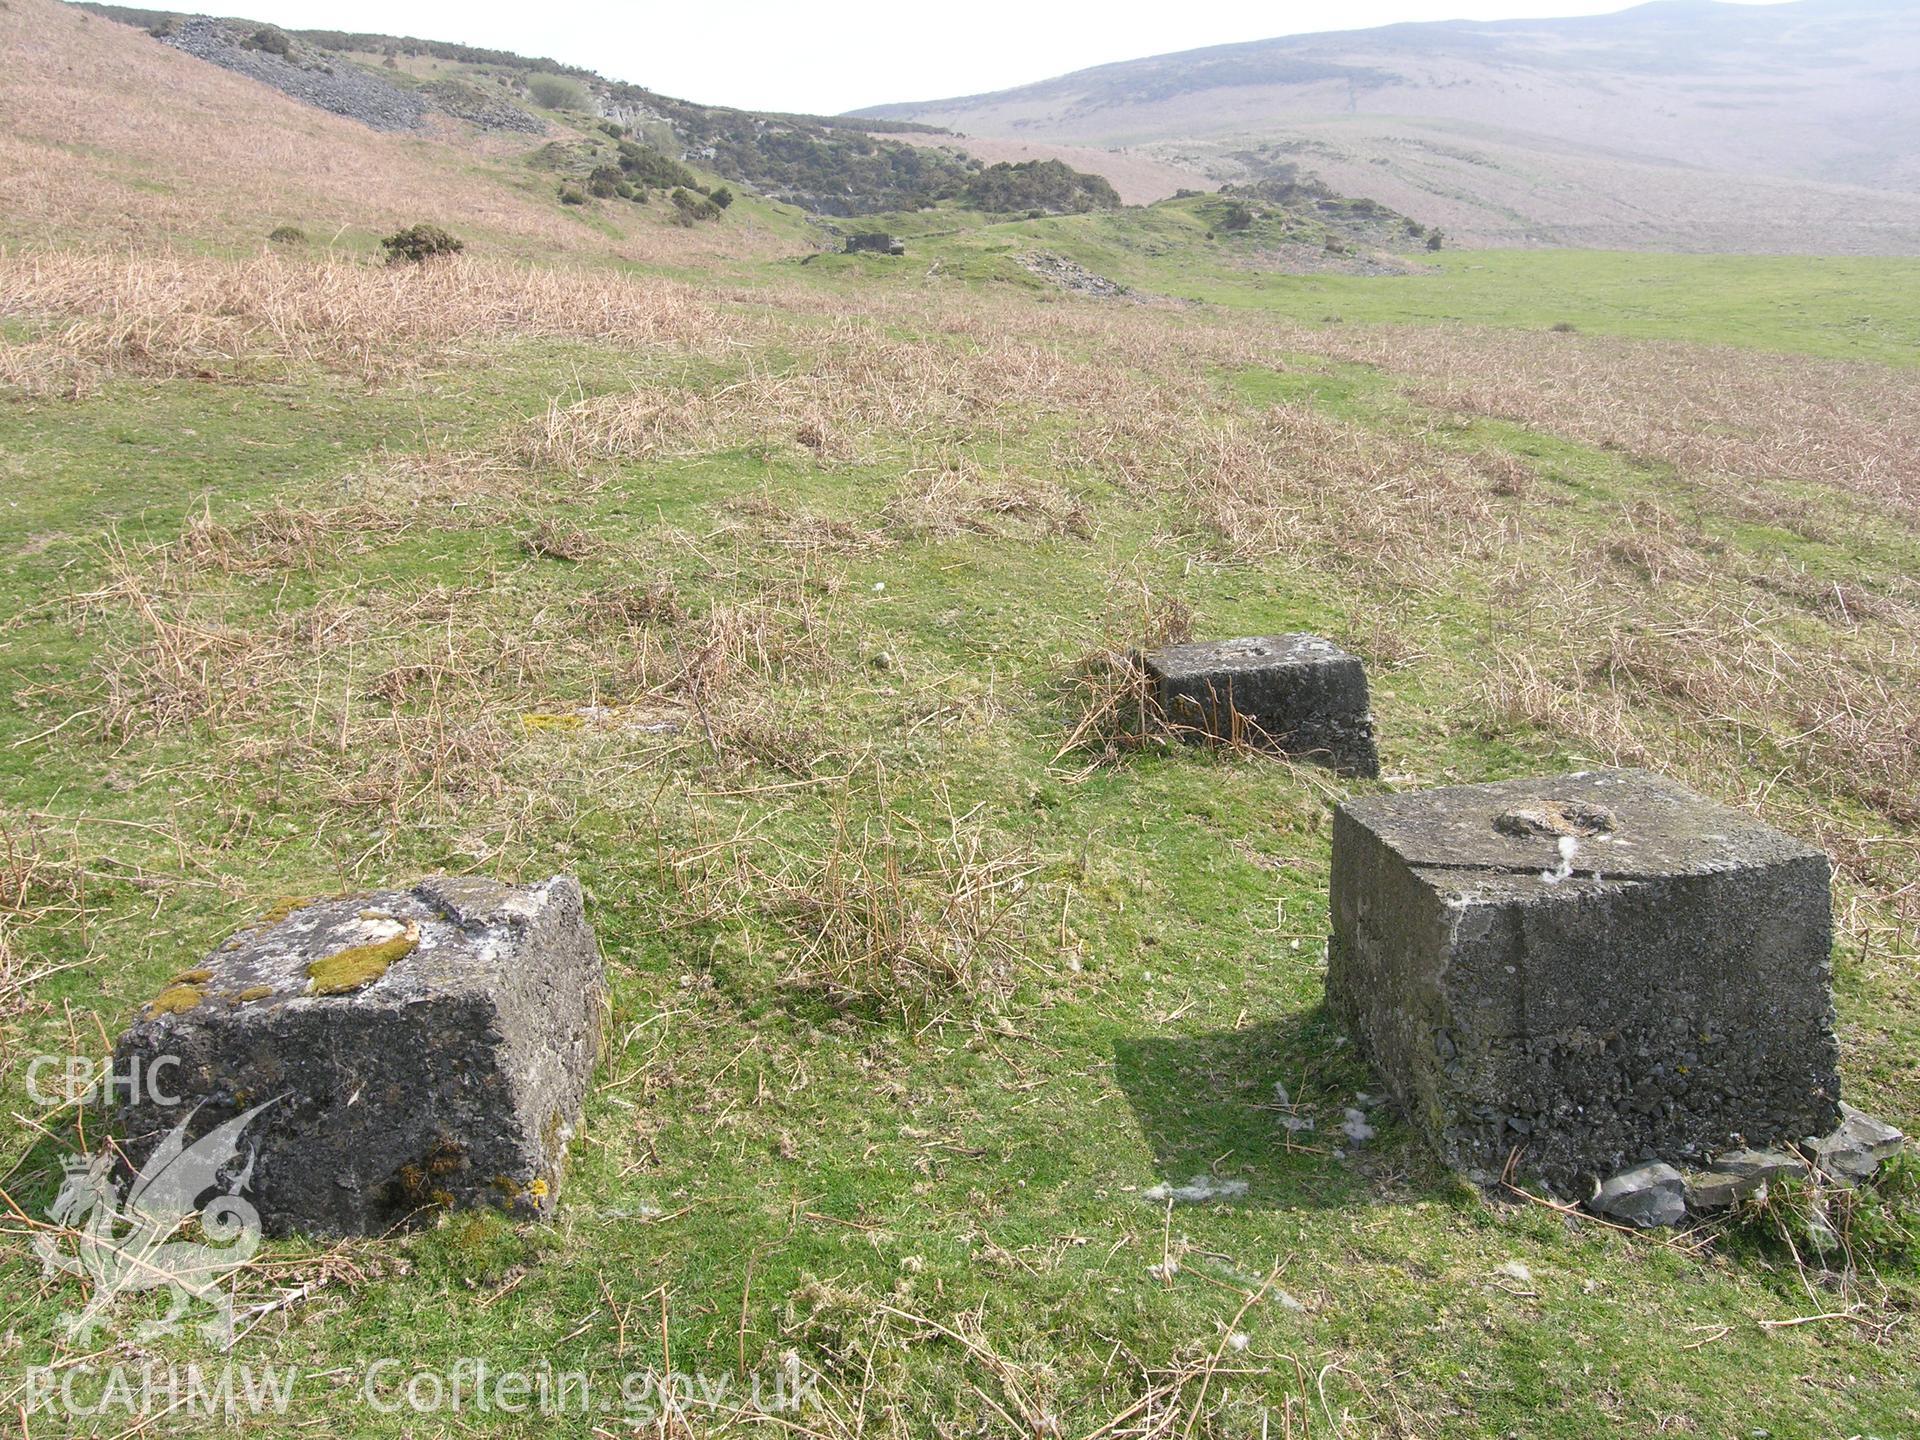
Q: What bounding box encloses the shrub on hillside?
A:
[1427,230,1446,251]
[380,223,464,264]
[526,74,591,111]
[267,225,307,246]
[671,188,723,223]
[617,142,700,193]
[955,160,1119,216]
[558,185,588,206]
[242,25,293,57]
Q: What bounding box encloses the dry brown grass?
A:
[659,791,1040,1016]
[882,455,1095,541]
[517,318,1157,475]
[0,820,87,1018]
[1110,403,1515,574]
[777,1278,1377,1440]
[1291,325,1920,516]
[1055,576,1195,772]
[0,249,717,395]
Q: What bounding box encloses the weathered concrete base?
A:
[116,875,605,1238]
[1328,769,1841,1188]
[1143,635,1379,778]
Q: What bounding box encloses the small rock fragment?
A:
[1810,1102,1905,1184]
[1683,1147,1809,1209]
[1588,1162,1687,1228]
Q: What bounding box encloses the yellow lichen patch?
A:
[305,923,419,996]
[528,1177,550,1199]
[170,967,213,985]
[146,984,205,1016]
[258,895,319,927]
[519,711,585,732]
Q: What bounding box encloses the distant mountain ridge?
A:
[855,0,1920,253]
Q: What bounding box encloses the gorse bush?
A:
[671,188,723,224]
[379,223,464,265]
[241,25,292,57]
[616,142,700,193]
[956,160,1120,215]
[525,74,591,111]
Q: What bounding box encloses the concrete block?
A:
[116,875,605,1237]
[1328,769,1840,1186]
[1143,635,1378,777]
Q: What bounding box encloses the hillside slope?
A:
[857,0,1920,253]
[1,0,803,260]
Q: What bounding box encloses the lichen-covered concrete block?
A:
[1142,635,1378,777]
[116,875,605,1238]
[1327,769,1840,1186]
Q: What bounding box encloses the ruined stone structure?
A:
[1143,635,1379,777]
[116,875,605,1237]
[1327,769,1841,1188]
[844,231,906,255]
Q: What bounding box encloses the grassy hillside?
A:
[1,0,818,263]
[4,9,1920,1437]
[859,202,1920,364]
[856,0,1920,254]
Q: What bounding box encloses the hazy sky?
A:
[230,0,1802,115]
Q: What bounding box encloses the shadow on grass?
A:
[1113,1003,1451,1211]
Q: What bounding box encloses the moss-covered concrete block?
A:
[116,875,605,1237]
[1143,635,1378,776]
[1328,769,1840,1187]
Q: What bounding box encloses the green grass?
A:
[3,231,1918,1438]
[824,197,1920,363]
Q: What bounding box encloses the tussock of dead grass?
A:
[668,795,1039,1015]
[882,455,1095,542]
[0,819,87,1015]
[781,1277,1372,1440]
[0,249,715,395]
[66,537,287,738]
[1055,576,1195,771]
[518,320,1151,475]
[1127,404,1513,572]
